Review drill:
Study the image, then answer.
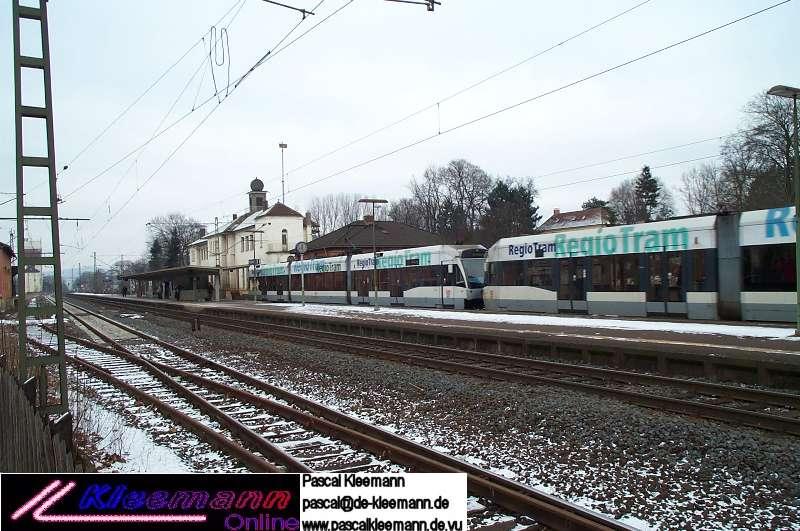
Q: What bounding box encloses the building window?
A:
[281,229,288,251]
[241,237,245,252]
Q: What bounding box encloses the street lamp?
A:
[358,198,388,311]
[767,84,800,335]
[279,143,288,204]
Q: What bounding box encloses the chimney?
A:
[553,208,560,216]
[232,213,238,220]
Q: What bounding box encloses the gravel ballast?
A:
[76,301,800,530]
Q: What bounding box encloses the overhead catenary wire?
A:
[88,0,249,223]
[282,0,791,198]
[59,0,247,174]
[532,129,755,183]
[61,0,347,203]
[278,0,654,181]
[79,0,349,250]
[537,154,721,191]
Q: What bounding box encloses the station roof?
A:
[304,219,441,254]
[122,265,220,281]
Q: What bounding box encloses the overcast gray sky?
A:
[1,0,797,273]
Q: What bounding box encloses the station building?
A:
[186,178,316,298]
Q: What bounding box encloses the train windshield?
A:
[460,258,485,288]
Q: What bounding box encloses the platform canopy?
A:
[121,265,219,281]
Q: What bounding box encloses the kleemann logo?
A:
[3,475,300,531]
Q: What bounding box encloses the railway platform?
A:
[72,294,800,389]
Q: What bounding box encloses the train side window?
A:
[667,252,683,302]
[743,243,796,291]
[591,256,612,291]
[525,260,552,289]
[692,250,706,291]
[647,254,662,301]
[592,255,639,291]
[500,261,524,286]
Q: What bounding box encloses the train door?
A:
[558,257,588,313]
[356,271,371,304]
[646,251,686,315]
[389,269,404,306]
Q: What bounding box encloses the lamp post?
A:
[358,198,388,311]
[767,85,800,335]
[279,143,287,204]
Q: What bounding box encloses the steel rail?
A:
[48,311,312,473]
[62,299,629,531]
[25,337,276,473]
[69,296,800,435]
[68,295,800,406]
[67,299,800,435]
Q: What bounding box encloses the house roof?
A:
[261,202,303,218]
[536,207,610,233]
[305,219,441,253]
[189,203,305,247]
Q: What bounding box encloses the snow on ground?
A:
[79,396,192,473]
[260,303,797,340]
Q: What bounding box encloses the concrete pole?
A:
[793,94,799,335]
[372,201,378,311]
[301,253,305,306]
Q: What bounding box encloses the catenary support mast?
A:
[12,0,68,415]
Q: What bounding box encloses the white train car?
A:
[483,215,720,319]
[739,206,797,322]
[257,245,486,309]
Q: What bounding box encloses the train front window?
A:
[460,258,485,288]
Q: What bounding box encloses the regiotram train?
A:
[484,206,797,322]
[256,245,487,309]
[256,206,796,322]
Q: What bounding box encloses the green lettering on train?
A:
[554,226,690,257]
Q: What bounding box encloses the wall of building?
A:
[0,252,12,311]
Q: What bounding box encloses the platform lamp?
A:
[358,198,388,310]
[767,85,800,335]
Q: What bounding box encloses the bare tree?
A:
[716,90,797,209]
[388,197,423,227]
[607,178,644,224]
[680,163,740,214]
[742,92,795,198]
[308,193,384,235]
[408,166,445,234]
[146,213,206,268]
[440,159,493,238]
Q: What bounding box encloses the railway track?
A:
[70,295,800,436]
[55,299,627,531]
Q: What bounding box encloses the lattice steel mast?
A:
[12,0,68,415]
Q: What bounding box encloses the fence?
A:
[0,369,87,472]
